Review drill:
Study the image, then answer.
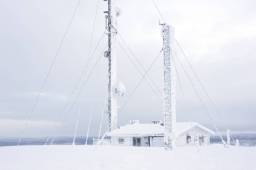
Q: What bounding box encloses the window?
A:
[199,136,204,145]
[104,136,111,140]
[194,135,198,144]
[118,138,124,144]
[186,135,191,144]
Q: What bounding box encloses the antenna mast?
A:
[104,0,118,132]
[161,23,176,149]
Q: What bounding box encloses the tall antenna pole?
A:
[106,0,112,132]
[161,23,176,150]
[104,0,118,133]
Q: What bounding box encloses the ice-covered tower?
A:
[161,23,176,149]
[104,0,119,132]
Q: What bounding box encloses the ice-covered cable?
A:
[97,100,107,139]
[17,0,81,146]
[151,0,165,22]
[173,50,225,144]
[173,50,185,97]
[176,40,235,143]
[119,49,162,113]
[73,108,81,146]
[85,113,92,145]
[117,33,161,98]
[61,33,105,116]
[63,47,106,120]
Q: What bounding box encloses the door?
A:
[133,137,141,146]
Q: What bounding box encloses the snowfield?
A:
[0,145,255,170]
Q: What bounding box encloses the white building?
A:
[100,121,214,147]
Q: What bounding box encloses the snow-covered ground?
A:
[0,145,255,170]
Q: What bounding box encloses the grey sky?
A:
[0,0,255,137]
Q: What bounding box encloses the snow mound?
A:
[0,145,255,170]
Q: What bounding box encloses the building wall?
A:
[104,127,212,146]
[111,137,132,146]
[150,136,164,147]
[176,127,211,146]
[110,136,164,147]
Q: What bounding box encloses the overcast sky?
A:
[0,0,255,137]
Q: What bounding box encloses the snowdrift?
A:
[0,145,255,170]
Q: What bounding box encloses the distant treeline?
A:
[211,133,256,146]
[0,136,94,147]
[1,133,256,147]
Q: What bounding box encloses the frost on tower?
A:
[104,0,121,133]
[161,23,176,149]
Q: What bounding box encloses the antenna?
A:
[161,23,176,150]
[104,0,118,133]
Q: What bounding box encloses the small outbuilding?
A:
[102,121,214,147]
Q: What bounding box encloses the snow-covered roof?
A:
[106,122,215,137]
